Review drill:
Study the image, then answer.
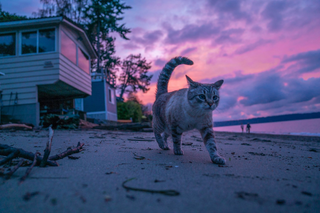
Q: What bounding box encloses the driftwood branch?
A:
[1,127,85,184]
[0,123,32,130]
[0,150,20,166]
[49,142,84,161]
[20,152,40,183]
[5,159,24,180]
[0,144,58,166]
[40,126,54,167]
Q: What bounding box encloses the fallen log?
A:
[0,123,33,130]
[94,122,151,131]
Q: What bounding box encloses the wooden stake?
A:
[40,126,54,167]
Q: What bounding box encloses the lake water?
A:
[213,118,320,136]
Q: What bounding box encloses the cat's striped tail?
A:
[156,56,194,99]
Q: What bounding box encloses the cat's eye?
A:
[213,96,219,101]
[199,94,206,99]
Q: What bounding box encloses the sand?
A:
[0,129,319,213]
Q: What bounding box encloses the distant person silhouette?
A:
[246,123,251,133]
[241,123,244,133]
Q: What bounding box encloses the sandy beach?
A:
[0,129,319,213]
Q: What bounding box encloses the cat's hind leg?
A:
[155,133,169,150]
[171,127,183,155]
[162,132,170,150]
[200,127,226,165]
[153,115,169,150]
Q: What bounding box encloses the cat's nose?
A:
[208,102,213,106]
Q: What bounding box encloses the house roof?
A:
[0,16,97,59]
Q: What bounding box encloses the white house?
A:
[0,17,97,126]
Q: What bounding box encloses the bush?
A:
[117,101,142,122]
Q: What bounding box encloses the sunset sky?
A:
[2,0,320,121]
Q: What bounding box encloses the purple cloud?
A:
[238,71,286,106]
[206,0,252,23]
[214,28,244,44]
[129,29,163,45]
[164,22,220,44]
[149,69,162,84]
[180,47,197,56]
[282,49,320,74]
[261,1,288,32]
[154,58,167,67]
[234,39,271,55]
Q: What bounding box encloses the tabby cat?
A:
[152,56,226,165]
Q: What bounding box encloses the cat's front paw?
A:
[160,145,170,150]
[173,144,183,155]
[211,155,226,165]
[174,149,184,155]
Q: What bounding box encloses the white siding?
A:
[59,53,91,95]
[0,53,60,106]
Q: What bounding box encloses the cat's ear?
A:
[186,75,199,88]
[212,79,224,90]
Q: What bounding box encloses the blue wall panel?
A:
[84,81,105,112]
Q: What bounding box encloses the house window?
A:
[21,29,55,55]
[39,29,55,53]
[108,88,115,104]
[0,33,16,57]
[78,47,90,74]
[61,30,90,74]
[61,30,77,64]
[21,31,37,54]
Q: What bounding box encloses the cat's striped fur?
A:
[152,56,226,165]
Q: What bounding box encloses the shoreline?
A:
[215,131,320,142]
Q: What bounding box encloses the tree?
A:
[117,101,142,122]
[0,3,27,22]
[126,93,153,122]
[118,54,153,100]
[82,0,131,77]
[33,0,87,22]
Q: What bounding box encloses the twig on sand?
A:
[122,178,180,196]
[20,152,40,184]
[40,126,54,167]
[0,149,20,166]
[5,159,25,180]
[133,153,145,160]
[49,142,84,161]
